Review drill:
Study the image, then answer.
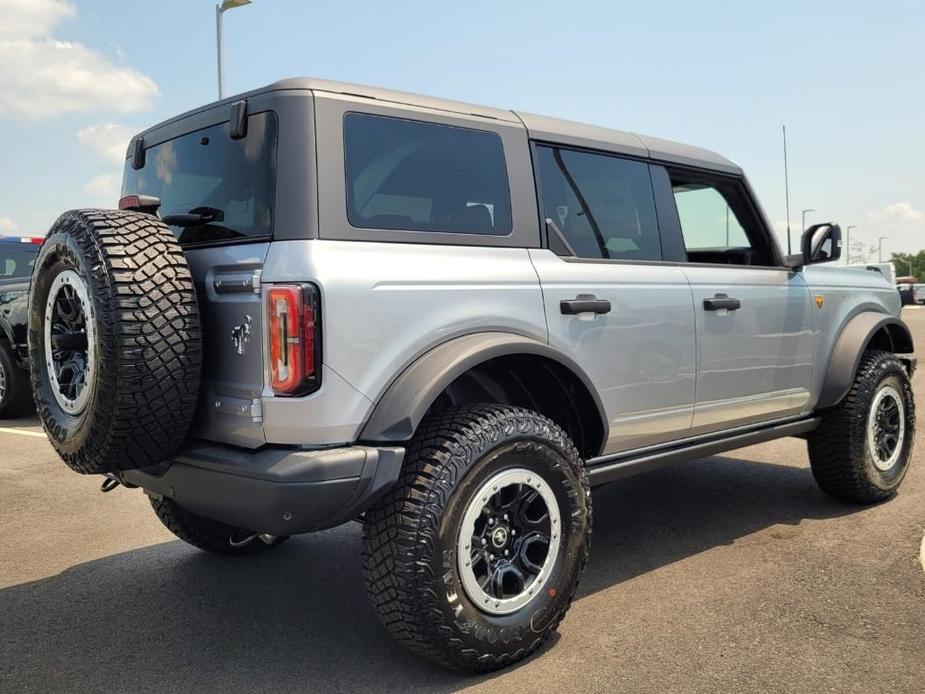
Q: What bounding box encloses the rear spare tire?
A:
[29,209,202,474]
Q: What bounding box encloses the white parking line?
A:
[0,427,47,438]
[920,531,925,575]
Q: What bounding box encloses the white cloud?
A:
[0,216,20,235]
[78,123,134,164]
[84,174,122,208]
[0,1,158,119]
[0,0,74,38]
[868,202,924,224]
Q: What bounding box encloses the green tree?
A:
[890,251,925,281]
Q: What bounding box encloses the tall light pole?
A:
[216,0,252,99]
[878,236,887,263]
[846,225,857,265]
[801,208,814,232]
[782,125,792,254]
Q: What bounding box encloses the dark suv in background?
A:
[0,236,41,417]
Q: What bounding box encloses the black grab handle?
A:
[560,296,612,315]
[703,294,741,311]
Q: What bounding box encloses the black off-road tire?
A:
[29,209,202,475]
[362,403,592,672]
[150,497,288,556]
[0,343,34,418]
[808,350,915,503]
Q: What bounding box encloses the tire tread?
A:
[30,209,202,474]
[808,350,915,503]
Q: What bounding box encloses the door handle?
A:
[560,295,612,315]
[703,294,741,311]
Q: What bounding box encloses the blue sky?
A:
[2,0,923,258]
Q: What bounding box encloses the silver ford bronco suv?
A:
[30,78,915,672]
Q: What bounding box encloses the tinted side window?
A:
[534,146,661,261]
[669,173,775,266]
[673,184,749,250]
[344,113,512,235]
[0,243,37,279]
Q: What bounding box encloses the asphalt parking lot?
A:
[1,314,923,694]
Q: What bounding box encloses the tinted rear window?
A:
[534,145,661,261]
[344,113,512,236]
[122,112,277,246]
[0,242,38,279]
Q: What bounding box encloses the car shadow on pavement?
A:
[0,455,856,693]
[0,414,41,429]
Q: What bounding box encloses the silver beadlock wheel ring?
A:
[457,467,562,616]
[867,383,905,472]
[44,269,95,416]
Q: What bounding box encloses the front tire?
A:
[808,350,915,503]
[362,404,591,672]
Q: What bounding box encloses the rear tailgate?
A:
[185,244,268,447]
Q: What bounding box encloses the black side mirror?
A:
[800,223,842,265]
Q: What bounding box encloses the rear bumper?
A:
[121,443,404,535]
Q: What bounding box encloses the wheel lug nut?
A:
[489,554,495,561]
[504,549,509,556]
[481,538,487,545]
[503,514,508,521]
[488,518,495,526]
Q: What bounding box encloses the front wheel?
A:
[362,404,591,672]
[808,350,915,503]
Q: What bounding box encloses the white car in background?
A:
[914,284,925,305]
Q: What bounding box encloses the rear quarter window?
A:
[344,113,512,236]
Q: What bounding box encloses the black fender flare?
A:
[817,313,915,409]
[358,332,608,445]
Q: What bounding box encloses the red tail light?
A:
[267,284,321,396]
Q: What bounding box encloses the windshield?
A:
[121,111,277,246]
